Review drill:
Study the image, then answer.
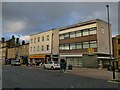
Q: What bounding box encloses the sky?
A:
[1,1,119,43]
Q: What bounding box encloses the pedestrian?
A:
[63,61,66,71]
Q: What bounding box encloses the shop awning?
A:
[29,54,45,59]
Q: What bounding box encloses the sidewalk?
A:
[67,67,120,80]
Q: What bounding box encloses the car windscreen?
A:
[54,61,59,64]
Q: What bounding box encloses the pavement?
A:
[67,67,120,81]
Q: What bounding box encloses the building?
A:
[1,39,8,64]
[19,43,29,64]
[29,29,59,64]
[58,19,112,68]
[7,46,19,64]
[112,35,120,66]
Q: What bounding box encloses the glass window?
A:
[118,38,120,44]
[41,45,44,51]
[34,38,36,43]
[76,42,82,49]
[83,42,89,48]
[70,32,75,38]
[47,45,49,51]
[89,27,97,35]
[30,47,32,52]
[90,41,97,48]
[70,43,75,50]
[83,29,89,36]
[31,39,33,43]
[34,46,36,52]
[76,30,82,37]
[42,36,44,41]
[119,50,120,55]
[47,35,49,41]
[37,46,39,52]
[64,44,69,50]
[59,45,64,50]
[59,34,64,40]
[38,37,40,42]
[64,33,69,39]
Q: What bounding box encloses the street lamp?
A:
[106,5,115,80]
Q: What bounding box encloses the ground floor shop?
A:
[59,54,83,67]
[29,54,59,65]
[59,53,114,69]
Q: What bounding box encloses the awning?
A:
[60,54,82,57]
[29,54,45,59]
[97,57,114,60]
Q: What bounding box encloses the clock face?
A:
[100,27,104,35]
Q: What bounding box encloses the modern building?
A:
[58,19,112,68]
[112,35,120,66]
[29,29,59,64]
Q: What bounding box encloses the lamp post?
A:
[106,5,115,80]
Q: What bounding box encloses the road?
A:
[2,65,119,88]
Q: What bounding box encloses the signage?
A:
[87,48,94,54]
[29,54,45,58]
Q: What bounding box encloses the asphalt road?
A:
[2,65,119,88]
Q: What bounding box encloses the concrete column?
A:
[98,60,103,69]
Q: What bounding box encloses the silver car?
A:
[11,60,21,66]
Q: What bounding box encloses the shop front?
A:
[59,54,83,67]
[29,54,45,65]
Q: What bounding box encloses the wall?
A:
[29,30,52,55]
[52,29,59,55]
[97,19,112,54]
[82,54,98,68]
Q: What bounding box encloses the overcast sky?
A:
[2,2,118,42]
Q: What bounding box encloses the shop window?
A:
[70,43,75,50]
[76,42,82,49]
[76,30,82,37]
[70,32,75,38]
[83,42,89,48]
[90,41,97,48]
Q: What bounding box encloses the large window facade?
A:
[59,41,97,50]
[59,27,97,40]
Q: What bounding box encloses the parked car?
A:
[44,61,60,70]
[11,60,21,66]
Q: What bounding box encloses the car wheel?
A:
[44,66,46,69]
[51,66,54,70]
